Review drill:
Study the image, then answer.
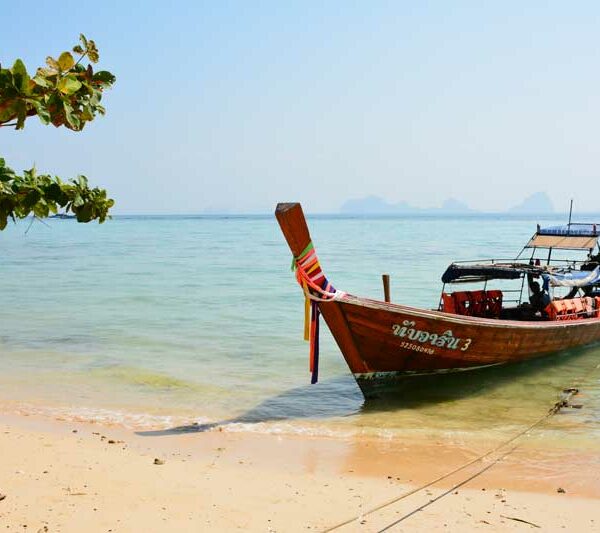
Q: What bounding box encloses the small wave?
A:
[216,421,365,438]
[7,402,211,430]
[5,400,593,450]
[1,399,395,439]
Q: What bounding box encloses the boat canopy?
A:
[525,223,600,250]
[443,261,600,287]
[539,224,599,236]
[542,266,600,288]
[441,222,600,285]
[441,263,542,284]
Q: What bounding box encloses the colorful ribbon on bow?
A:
[292,242,338,384]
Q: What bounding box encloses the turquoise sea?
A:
[1,214,599,448]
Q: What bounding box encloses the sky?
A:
[1,1,600,214]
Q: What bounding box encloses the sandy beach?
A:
[1,412,598,532]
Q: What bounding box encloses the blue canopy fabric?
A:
[539,224,600,237]
[542,266,600,288]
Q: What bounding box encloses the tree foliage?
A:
[0,159,113,229]
[0,35,115,229]
[0,34,115,131]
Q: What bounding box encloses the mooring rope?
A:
[377,442,521,532]
[322,375,597,533]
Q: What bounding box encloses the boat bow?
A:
[275,203,368,383]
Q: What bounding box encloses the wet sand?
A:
[0,412,598,532]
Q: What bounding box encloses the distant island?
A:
[340,192,554,215]
[507,192,554,214]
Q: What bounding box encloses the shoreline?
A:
[1,411,598,532]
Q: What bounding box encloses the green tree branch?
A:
[0,34,115,228]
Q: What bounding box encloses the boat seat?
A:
[546,299,569,320]
[445,290,503,318]
[485,290,503,318]
[563,299,577,320]
[452,291,474,316]
[441,293,456,313]
[546,297,597,321]
[469,290,487,316]
[582,296,595,318]
[571,299,585,319]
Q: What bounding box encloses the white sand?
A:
[0,413,598,532]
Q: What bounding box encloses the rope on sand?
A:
[322,372,598,533]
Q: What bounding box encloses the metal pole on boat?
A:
[382,274,391,303]
[568,199,573,231]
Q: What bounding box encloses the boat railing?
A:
[449,258,589,268]
[499,288,523,305]
[450,258,524,264]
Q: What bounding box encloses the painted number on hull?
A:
[392,321,472,352]
[399,341,435,355]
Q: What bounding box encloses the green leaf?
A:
[57,75,82,95]
[0,68,13,88]
[11,59,30,93]
[23,189,41,208]
[46,92,64,127]
[45,182,67,204]
[63,101,81,130]
[58,51,75,71]
[87,40,99,63]
[75,203,93,222]
[31,100,51,125]
[32,74,51,88]
[92,71,116,85]
[15,100,27,129]
[81,104,94,121]
[0,101,20,123]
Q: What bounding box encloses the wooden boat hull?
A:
[323,293,600,395]
[275,202,600,397]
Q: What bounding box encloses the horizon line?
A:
[61,210,600,217]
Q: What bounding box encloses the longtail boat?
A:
[275,202,600,397]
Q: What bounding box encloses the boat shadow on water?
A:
[136,347,598,437]
[136,374,362,436]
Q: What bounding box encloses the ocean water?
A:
[1,214,599,448]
